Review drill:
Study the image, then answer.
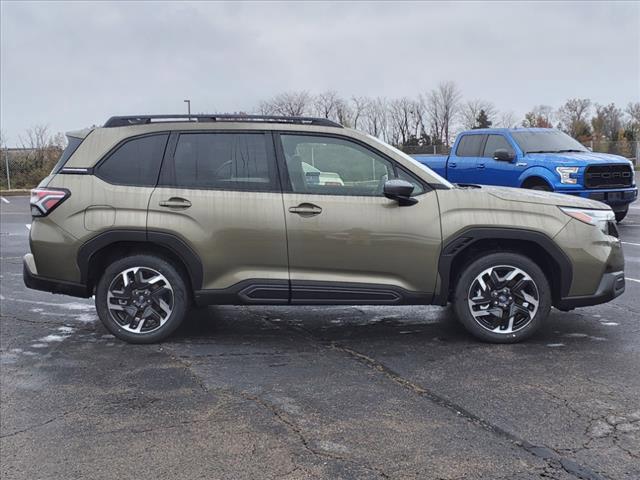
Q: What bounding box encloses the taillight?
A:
[30,188,70,217]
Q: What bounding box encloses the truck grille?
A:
[584,164,633,189]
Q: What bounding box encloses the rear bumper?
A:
[559,187,638,210]
[555,271,625,310]
[23,254,91,298]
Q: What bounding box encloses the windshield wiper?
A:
[526,149,585,154]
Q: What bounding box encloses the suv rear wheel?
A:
[453,252,551,343]
[95,254,189,343]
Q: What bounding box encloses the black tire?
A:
[615,208,628,223]
[453,252,551,343]
[95,254,190,344]
[530,184,552,192]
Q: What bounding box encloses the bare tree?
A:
[20,125,52,152]
[558,98,591,137]
[459,99,497,129]
[17,125,63,172]
[389,97,419,145]
[350,96,370,130]
[496,111,518,128]
[591,103,623,141]
[258,91,312,117]
[424,81,461,146]
[334,98,353,127]
[522,105,555,128]
[363,97,389,140]
[313,90,340,119]
[627,102,640,123]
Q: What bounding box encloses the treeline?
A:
[0,126,66,189]
[255,82,640,155]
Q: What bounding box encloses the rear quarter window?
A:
[51,135,85,174]
[96,134,169,186]
[455,135,485,157]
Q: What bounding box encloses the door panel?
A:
[147,188,288,292]
[477,134,519,185]
[147,131,288,294]
[449,134,486,184]
[277,133,441,299]
[283,192,442,296]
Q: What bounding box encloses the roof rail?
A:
[103,114,343,128]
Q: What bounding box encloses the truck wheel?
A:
[95,254,190,344]
[615,208,628,223]
[530,184,552,192]
[453,252,551,343]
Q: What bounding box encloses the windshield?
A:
[366,134,454,189]
[511,130,588,154]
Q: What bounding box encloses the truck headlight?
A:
[560,207,615,235]
[556,166,579,184]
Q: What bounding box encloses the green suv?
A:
[24,114,625,344]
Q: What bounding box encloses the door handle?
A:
[289,203,322,217]
[477,163,485,169]
[449,162,457,168]
[159,197,192,209]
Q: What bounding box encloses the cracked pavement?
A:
[1,196,639,479]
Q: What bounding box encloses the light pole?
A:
[184,99,191,120]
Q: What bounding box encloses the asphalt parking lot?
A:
[1,195,639,480]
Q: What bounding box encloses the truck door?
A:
[477,134,518,186]
[448,134,486,184]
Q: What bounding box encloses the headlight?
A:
[556,166,579,184]
[560,207,615,234]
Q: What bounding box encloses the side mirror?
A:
[383,179,418,206]
[493,149,515,162]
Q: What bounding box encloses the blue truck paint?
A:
[414,128,637,217]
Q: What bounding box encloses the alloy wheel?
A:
[106,267,174,334]
[467,265,539,334]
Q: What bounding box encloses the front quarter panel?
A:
[518,165,557,189]
[437,188,570,242]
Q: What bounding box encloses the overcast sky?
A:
[1,1,639,145]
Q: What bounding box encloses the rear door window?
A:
[455,135,485,157]
[97,134,169,186]
[483,135,515,157]
[160,132,278,191]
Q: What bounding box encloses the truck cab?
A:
[415,128,638,221]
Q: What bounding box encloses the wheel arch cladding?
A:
[435,227,572,306]
[77,230,204,293]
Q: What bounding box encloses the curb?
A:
[0,189,31,196]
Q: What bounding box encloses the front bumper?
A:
[23,253,90,298]
[555,271,625,311]
[559,186,638,210]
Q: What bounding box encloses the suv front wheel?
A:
[95,254,189,343]
[453,252,551,343]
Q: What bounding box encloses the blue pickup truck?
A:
[414,128,637,222]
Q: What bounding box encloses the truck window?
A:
[483,135,515,158]
[455,135,485,157]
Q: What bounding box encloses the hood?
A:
[481,186,609,210]
[526,151,632,166]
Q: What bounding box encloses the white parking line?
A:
[622,242,640,247]
[1,197,9,204]
[626,277,640,284]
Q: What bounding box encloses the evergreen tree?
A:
[474,109,492,129]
